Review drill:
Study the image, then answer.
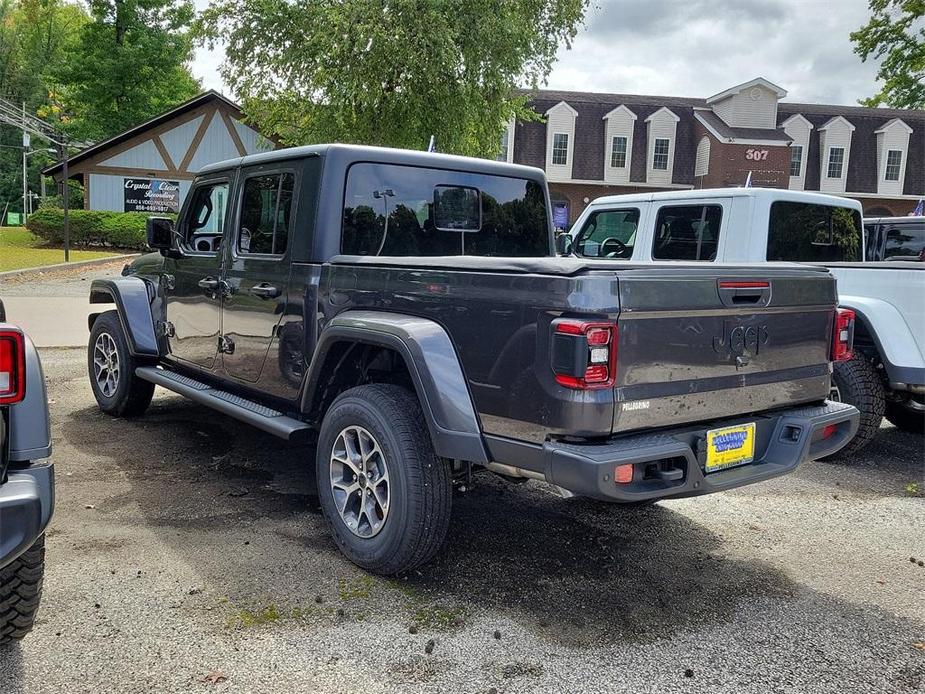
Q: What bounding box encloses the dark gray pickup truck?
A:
[86,145,858,574]
[0,299,54,643]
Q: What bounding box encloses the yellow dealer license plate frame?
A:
[705,422,756,473]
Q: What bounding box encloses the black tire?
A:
[829,353,885,456]
[885,396,925,434]
[316,384,452,575]
[0,536,45,644]
[88,310,155,417]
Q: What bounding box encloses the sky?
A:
[192,0,881,106]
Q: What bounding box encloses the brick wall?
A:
[694,123,790,189]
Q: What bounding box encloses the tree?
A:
[851,0,924,109]
[199,0,590,157]
[56,0,201,142]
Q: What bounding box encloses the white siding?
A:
[694,136,710,177]
[818,117,854,194]
[545,101,577,182]
[160,115,204,167]
[186,111,242,172]
[99,140,168,170]
[782,114,812,191]
[645,107,679,185]
[88,173,192,212]
[603,106,635,184]
[710,85,779,128]
[232,118,276,156]
[875,119,912,196]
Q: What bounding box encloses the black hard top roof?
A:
[195,143,547,180]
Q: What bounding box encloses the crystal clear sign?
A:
[123,178,181,214]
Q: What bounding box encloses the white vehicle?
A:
[561,188,925,452]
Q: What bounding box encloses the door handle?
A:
[198,277,220,291]
[251,283,281,299]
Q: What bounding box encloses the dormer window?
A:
[826,147,845,179]
[610,136,628,168]
[551,133,569,165]
[789,145,803,177]
[874,119,912,194]
[544,101,577,181]
[653,138,670,170]
[885,150,902,181]
[818,116,854,194]
[602,104,636,184]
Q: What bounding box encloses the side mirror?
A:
[146,217,175,252]
[555,233,572,256]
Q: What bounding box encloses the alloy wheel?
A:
[329,425,391,538]
[92,332,120,397]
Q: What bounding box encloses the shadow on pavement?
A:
[60,394,895,647]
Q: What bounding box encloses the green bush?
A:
[25,209,168,250]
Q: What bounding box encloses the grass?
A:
[0,226,123,272]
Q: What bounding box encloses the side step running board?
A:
[135,366,312,441]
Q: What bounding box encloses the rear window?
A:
[866,220,925,261]
[767,202,862,262]
[652,204,722,261]
[573,208,639,259]
[341,163,549,257]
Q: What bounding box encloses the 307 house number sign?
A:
[745,148,769,161]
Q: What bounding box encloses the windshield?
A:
[767,201,862,262]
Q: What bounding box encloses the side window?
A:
[341,163,548,257]
[573,209,639,259]
[181,180,229,253]
[767,202,861,262]
[652,205,722,261]
[884,222,925,260]
[237,173,295,256]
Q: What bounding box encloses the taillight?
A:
[831,308,855,362]
[551,319,618,389]
[0,329,26,405]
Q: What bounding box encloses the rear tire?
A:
[885,396,925,434]
[0,536,45,643]
[316,384,452,575]
[828,353,885,456]
[88,310,155,418]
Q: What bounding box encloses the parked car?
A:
[0,297,54,643]
[562,188,925,451]
[865,215,925,262]
[86,146,858,575]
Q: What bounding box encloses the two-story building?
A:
[501,77,924,226]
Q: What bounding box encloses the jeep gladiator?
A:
[562,187,923,453]
[87,145,858,574]
[0,298,54,643]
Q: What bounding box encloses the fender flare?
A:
[88,277,159,357]
[839,294,925,385]
[302,310,488,464]
[8,332,52,462]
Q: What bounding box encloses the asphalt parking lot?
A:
[0,346,921,694]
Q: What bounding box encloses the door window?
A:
[237,173,295,256]
[884,221,925,260]
[181,180,229,253]
[573,208,639,259]
[652,204,722,261]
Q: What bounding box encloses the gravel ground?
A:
[1,348,923,694]
[0,260,127,297]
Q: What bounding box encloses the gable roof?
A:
[545,100,579,117]
[695,109,791,143]
[874,117,914,134]
[705,77,787,104]
[818,115,856,132]
[42,90,249,177]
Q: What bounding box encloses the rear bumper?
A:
[492,401,858,503]
[0,463,54,569]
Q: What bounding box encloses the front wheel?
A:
[0,536,45,643]
[316,384,452,575]
[88,310,155,417]
[885,395,925,434]
[828,353,885,457]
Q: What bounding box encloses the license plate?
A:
[705,423,755,473]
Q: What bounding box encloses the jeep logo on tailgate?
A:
[713,319,770,357]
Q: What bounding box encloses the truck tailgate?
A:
[612,264,835,433]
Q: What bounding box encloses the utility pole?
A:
[22,102,28,222]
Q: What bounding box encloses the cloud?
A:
[189,0,882,107]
